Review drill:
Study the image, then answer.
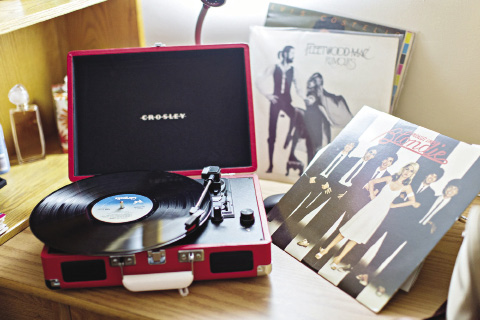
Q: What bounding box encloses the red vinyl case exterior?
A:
[38,44,271,292]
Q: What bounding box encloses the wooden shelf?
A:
[0,154,71,245]
[0,0,143,161]
[0,0,106,35]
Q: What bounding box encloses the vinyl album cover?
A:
[267,106,480,312]
[264,2,416,112]
[249,26,400,183]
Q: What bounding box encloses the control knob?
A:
[240,208,255,227]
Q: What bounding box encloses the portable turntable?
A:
[29,44,271,295]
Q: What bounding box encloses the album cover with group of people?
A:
[267,106,480,312]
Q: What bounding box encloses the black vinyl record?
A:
[30,171,211,255]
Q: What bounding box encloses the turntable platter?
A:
[29,171,212,255]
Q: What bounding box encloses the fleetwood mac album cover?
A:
[249,26,401,183]
[268,106,480,312]
[263,2,416,112]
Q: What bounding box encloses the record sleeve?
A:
[250,26,400,183]
[268,106,480,312]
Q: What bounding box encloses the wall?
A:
[141,0,480,145]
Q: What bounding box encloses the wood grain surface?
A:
[0,0,107,35]
[0,154,71,245]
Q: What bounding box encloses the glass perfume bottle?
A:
[8,84,45,164]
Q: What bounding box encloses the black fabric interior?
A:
[71,47,253,176]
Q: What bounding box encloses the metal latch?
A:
[148,250,166,265]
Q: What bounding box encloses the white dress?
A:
[339,183,402,244]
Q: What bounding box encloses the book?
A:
[264,3,415,112]
[267,106,480,312]
[249,26,400,183]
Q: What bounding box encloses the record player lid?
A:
[67,44,256,181]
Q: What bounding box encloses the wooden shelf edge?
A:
[0,0,107,35]
[0,219,29,246]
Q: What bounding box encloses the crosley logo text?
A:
[141,113,187,121]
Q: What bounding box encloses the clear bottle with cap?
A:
[0,123,10,174]
[8,84,45,164]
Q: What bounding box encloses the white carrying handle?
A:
[122,271,194,295]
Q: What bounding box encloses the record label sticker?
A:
[91,194,153,223]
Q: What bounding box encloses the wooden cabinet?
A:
[0,0,143,161]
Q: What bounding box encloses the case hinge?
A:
[178,250,204,262]
[110,255,136,267]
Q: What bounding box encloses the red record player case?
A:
[38,44,272,293]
